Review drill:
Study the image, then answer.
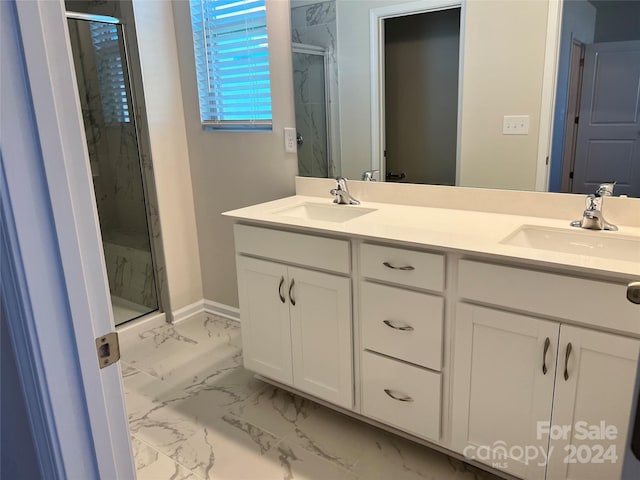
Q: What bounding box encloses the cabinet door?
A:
[236,256,293,385]
[451,304,559,480]
[288,266,353,408]
[547,325,640,480]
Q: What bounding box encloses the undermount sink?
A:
[501,225,640,262]
[274,203,376,223]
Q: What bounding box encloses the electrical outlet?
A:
[284,127,297,153]
[503,115,530,135]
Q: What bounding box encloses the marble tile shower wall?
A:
[122,313,502,480]
[291,0,341,178]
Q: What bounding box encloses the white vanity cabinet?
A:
[359,243,446,442]
[452,304,558,480]
[452,260,640,480]
[229,210,640,480]
[235,225,353,409]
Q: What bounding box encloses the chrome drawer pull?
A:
[542,337,550,375]
[278,276,285,303]
[383,319,414,332]
[564,342,573,381]
[289,279,296,306]
[383,261,415,271]
[384,388,414,402]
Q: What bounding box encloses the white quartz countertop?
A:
[223,195,640,279]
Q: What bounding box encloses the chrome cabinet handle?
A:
[384,388,414,402]
[383,261,415,271]
[278,276,285,303]
[564,342,573,381]
[542,337,550,375]
[383,319,414,332]
[289,279,296,306]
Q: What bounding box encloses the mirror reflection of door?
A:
[384,8,460,184]
[551,0,640,197]
[571,41,640,197]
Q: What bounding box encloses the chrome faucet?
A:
[330,177,360,205]
[570,183,618,231]
[361,170,380,181]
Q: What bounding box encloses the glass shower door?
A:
[67,14,159,325]
[292,44,331,178]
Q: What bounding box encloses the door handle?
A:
[278,276,285,303]
[627,282,640,304]
[289,279,296,306]
[564,342,573,381]
[542,337,551,375]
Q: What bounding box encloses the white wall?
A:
[171,0,298,307]
[458,0,549,190]
[336,0,549,189]
[133,0,203,311]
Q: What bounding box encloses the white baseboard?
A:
[172,300,205,324]
[203,299,240,323]
[171,299,240,325]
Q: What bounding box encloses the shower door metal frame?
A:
[292,42,333,178]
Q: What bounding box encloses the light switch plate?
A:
[503,115,530,135]
[284,127,297,153]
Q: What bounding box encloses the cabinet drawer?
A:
[361,282,443,370]
[458,260,640,334]
[360,244,445,291]
[234,224,350,274]
[361,351,441,441]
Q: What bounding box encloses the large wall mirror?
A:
[288,0,640,197]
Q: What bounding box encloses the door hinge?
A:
[569,171,574,179]
[579,58,585,67]
[574,116,579,124]
[545,156,549,165]
[95,331,120,369]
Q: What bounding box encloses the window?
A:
[89,22,130,124]
[189,0,273,130]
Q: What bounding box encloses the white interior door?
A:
[2,1,135,478]
[573,41,640,197]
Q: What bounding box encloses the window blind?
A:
[89,22,130,124]
[190,0,273,129]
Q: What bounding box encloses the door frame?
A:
[3,0,134,478]
[537,0,563,191]
[560,39,586,193]
[370,0,465,183]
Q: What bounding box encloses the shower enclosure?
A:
[67,11,162,326]
[292,43,332,178]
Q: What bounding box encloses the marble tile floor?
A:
[121,313,503,480]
